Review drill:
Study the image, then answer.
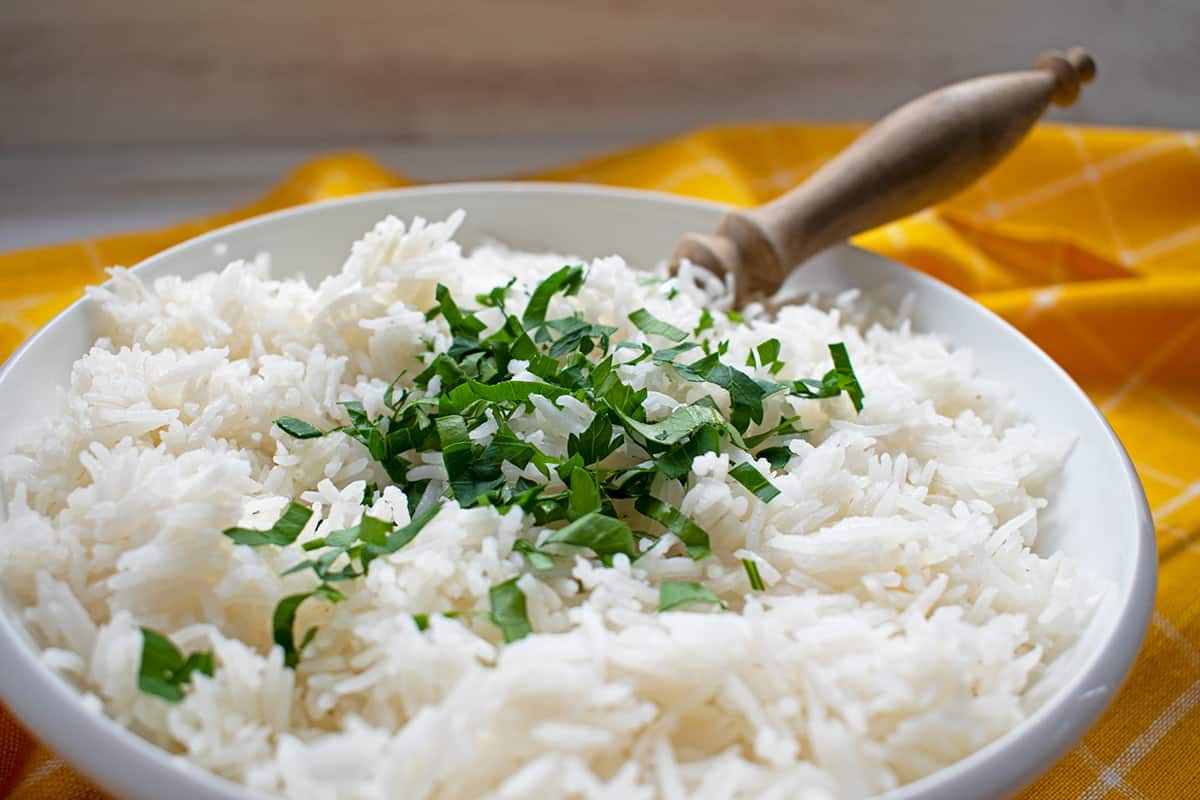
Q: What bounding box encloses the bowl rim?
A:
[0,182,1157,800]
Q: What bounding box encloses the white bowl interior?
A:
[0,185,1154,800]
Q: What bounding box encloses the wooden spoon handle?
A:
[674,47,1096,306]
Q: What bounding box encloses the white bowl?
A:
[0,184,1155,799]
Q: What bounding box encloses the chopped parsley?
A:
[223,502,312,547]
[746,338,784,375]
[513,539,556,571]
[412,610,474,631]
[828,342,865,412]
[742,558,766,591]
[659,581,725,612]
[729,462,781,503]
[275,417,324,439]
[149,269,866,697]
[489,578,533,642]
[137,628,214,703]
[634,496,711,560]
[544,510,637,563]
[756,446,793,469]
[788,342,866,412]
[273,584,343,668]
[523,265,585,325]
[629,308,689,342]
[567,412,622,466]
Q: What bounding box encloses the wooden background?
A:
[2,0,1197,250]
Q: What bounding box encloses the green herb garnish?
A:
[658,581,724,612]
[828,342,865,412]
[223,503,312,547]
[629,308,689,342]
[729,462,781,503]
[489,578,533,642]
[743,415,806,449]
[634,496,711,560]
[543,511,637,562]
[614,403,727,450]
[216,274,865,681]
[524,265,585,325]
[513,539,556,571]
[567,469,602,519]
[746,338,784,375]
[654,350,776,433]
[788,342,865,412]
[742,558,766,591]
[137,628,214,703]
[756,446,793,469]
[273,583,343,668]
[412,610,476,632]
[567,413,622,466]
[275,417,325,439]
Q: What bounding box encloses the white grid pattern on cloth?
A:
[1160,523,1200,556]
[748,155,830,195]
[1161,394,1200,432]
[659,157,742,192]
[81,240,103,272]
[660,140,746,193]
[0,293,71,340]
[12,756,70,793]
[1018,287,1063,325]
[1078,745,1152,800]
[1067,129,1132,263]
[748,126,835,195]
[984,135,1188,220]
[1076,680,1200,800]
[1153,613,1200,671]
[1133,462,1188,490]
[1099,316,1200,414]
[1152,483,1200,525]
[1129,222,1200,265]
[913,208,997,280]
[0,316,36,340]
[1048,302,1133,383]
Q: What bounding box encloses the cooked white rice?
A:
[0,212,1099,799]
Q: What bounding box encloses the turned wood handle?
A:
[673,47,1096,307]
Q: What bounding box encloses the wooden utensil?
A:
[673,47,1096,308]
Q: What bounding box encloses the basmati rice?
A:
[0,212,1099,799]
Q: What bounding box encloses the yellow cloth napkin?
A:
[1,123,1198,799]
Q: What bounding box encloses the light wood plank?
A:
[0,137,636,251]
[2,0,1196,148]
